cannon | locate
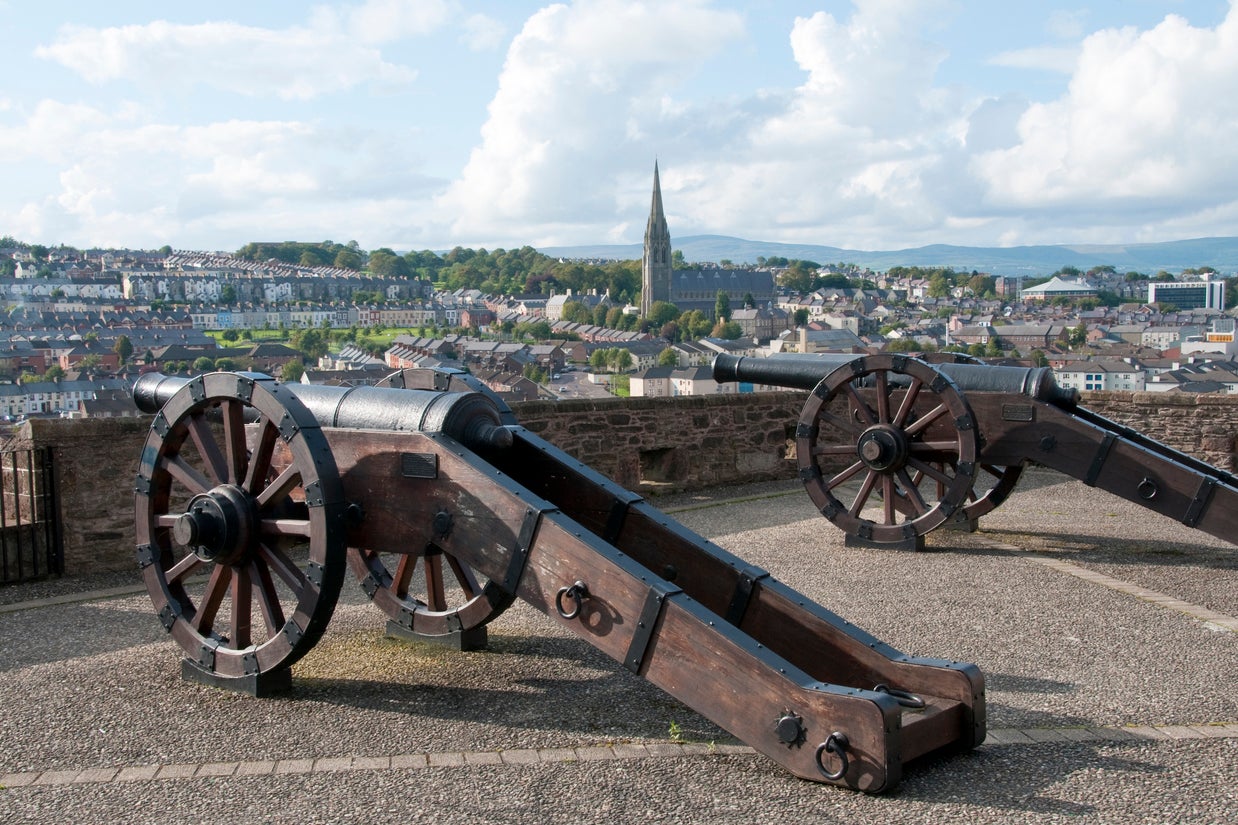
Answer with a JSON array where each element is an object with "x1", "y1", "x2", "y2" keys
[
  {"x1": 131, "y1": 368, "x2": 985, "y2": 793},
  {"x1": 712, "y1": 352, "x2": 1238, "y2": 550}
]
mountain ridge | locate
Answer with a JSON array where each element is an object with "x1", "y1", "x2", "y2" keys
[{"x1": 537, "y1": 235, "x2": 1238, "y2": 276}]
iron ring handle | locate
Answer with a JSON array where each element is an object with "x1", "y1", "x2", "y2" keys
[
  {"x1": 555, "y1": 581, "x2": 590, "y2": 620},
  {"x1": 874, "y1": 683, "x2": 926, "y2": 710},
  {"x1": 814, "y1": 732, "x2": 850, "y2": 781}
]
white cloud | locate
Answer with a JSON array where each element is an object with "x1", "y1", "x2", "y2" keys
[
  {"x1": 460, "y1": 13, "x2": 507, "y2": 51},
  {"x1": 435, "y1": 0, "x2": 746, "y2": 246},
  {"x1": 973, "y1": 7, "x2": 1238, "y2": 225},
  {"x1": 0, "y1": 101, "x2": 443, "y2": 249},
  {"x1": 35, "y1": 16, "x2": 419, "y2": 100}
]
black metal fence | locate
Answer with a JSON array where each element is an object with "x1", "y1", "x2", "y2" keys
[{"x1": 0, "y1": 446, "x2": 62, "y2": 584}]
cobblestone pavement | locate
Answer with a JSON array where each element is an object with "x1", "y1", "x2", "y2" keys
[{"x1": 2, "y1": 469, "x2": 1236, "y2": 824}]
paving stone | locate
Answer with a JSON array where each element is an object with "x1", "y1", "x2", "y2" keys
[
  {"x1": 235, "y1": 761, "x2": 276, "y2": 776},
  {"x1": 390, "y1": 754, "x2": 429, "y2": 769},
  {"x1": 462, "y1": 751, "x2": 503, "y2": 766},
  {"x1": 34, "y1": 770, "x2": 80, "y2": 786},
  {"x1": 426, "y1": 752, "x2": 466, "y2": 767},
  {"x1": 114, "y1": 765, "x2": 161, "y2": 782},
  {"x1": 498, "y1": 749, "x2": 541, "y2": 766},
  {"x1": 155, "y1": 764, "x2": 199, "y2": 779},
  {"x1": 313, "y1": 757, "x2": 354, "y2": 772},
  {"x1": 351, "y1": 756, "x2": 391, "y2": 771},
  {"x1": 0, "y1": 772, "x2": 38, "y2": 787},
  {"x1": 74, "y1": 767, "x2": 120, "y2": 783},
  {"x1": 196, "y1": 762, "x2": 239, "y2": 777},
  {"x1": 273, "y1": 759, "x2": 315, "y2": 774},
  {"x1": 535, "y1": 747, "x2": 578, "y2": 763},
  {"x1": 610, "y1": 743, "x2": 650, "y2": 759},
  {"x1": 574, "y1": 746, "x2": 618, "y2": 761}
]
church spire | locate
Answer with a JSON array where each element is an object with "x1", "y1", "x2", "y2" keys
[{"x1": 641, "y1": 161, "x2": 672, "y2": 318}]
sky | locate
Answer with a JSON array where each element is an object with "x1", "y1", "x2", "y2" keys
[{"x1": 2, "y1": 0, "x2": 1237, "y2": 255}]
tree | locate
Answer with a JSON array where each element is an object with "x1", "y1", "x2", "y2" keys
[
  {"x1": 1029, "y1": 349, "x2": 1049, "y2": 367},
  {"x1": 646, "y1": 301, "x2": 680, "y2": 326},
  {"x1": 657, "y1": 348, "x2": 679, "y2": 367},
  {"x1": 793, "y1": 308, "x2": 810, "y2": 326},
  {"x1": 192, "y1": 356, "x2": 215, "y2": 372},
  {"x1": 43, "y1": 364, "x2": 65, "y2": 381},
  {"x1": 113, "y1": 335, "x2": 134, "y2": 363},
  {"x1": 290, "y1": 328, "x2": 329, "y2": 361},
  {"x1": 589, "y1": 349, "x2": 610, "y2": 372},
  {"x1": 711, "y1": 321, "x2": 743, "y2": 340},
  {"x1": 220, "y1": 284, "x2": 237, "y2": 304},
  {"x1": 714, "y1": 291, "x2": 732, "y2": 322},
  {"x1": 214, "y1": 357, "x2": 237, "y2": 371},
  {"x1": 221, "y1": 329, "x2": 240, "y2": 342},
  {"x1": 1069, "y1": 322, "x2": 1088, "y2": 349},
  {"x1": 985, "y1": 336, "x2": 1003, "y2": 357},
  {"x1": 610, "y1": 348, "x2": 633, "y2": 372},
  {"x1": 561, "y1": 300, "x2": 592, "y2": 325},
  {"x1": 281, "y1": 360, "x2": 305, "y2": 382}
]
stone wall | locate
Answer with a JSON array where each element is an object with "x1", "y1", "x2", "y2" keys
[
  {"x1": 1077, "y1": 391, "x2": 1238, "y2": 472},
  {"x1": 12, "y1": 389, "x2": 1238, "y2": 577}
]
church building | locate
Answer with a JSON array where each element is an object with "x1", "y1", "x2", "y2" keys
[{"x1": 639, "y1": 163, "x2": 775, "y2": 320}]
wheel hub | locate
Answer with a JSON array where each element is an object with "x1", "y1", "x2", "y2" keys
[
  {"x1": 856, "y1": 425, "x2": 909, "y2": 472},
  {"x1": 173, "y1": 484, "x2": 257, "y2": 565}
]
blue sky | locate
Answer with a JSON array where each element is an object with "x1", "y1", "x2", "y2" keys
[{"x1": 1, "y1": 0, "x2": 1235, "y2": 254}]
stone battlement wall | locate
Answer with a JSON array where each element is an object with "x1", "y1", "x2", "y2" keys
[{"x1": 12, "y1": 389, "x2": 1238, "y2": 577}]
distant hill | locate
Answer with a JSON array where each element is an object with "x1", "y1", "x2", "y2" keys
[{"x1": 538, "y1": 235, "x2": 1238, "y2": 276}]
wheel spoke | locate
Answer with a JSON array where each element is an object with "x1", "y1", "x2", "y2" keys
[
  {"x1": 909, "y1": 440, "x2": 963, "y2": 453},
  {"x1": 186, "y1": 413, "x2": 228, "y2": 486},
  {"x1": 882, "y1": 475, "x2": 896, "y2": 525},
  {"x1": 446, "y1": 555, "x2": 481, "y2": 599},
  {"x1": 255, "y1": 464, "x2": 301, "y2": 509},
  {"x1": 221, "y1": 399, "x2": 249, "y2": 485},
  {"x1": 166, "y1": 552, "x2": 203, "y2": 585},
  {"x1": 258, "y1": 517, "x2": 313, "y2": 538},
  {"x1": 848, "y1": 470, "x2": 880, "y2": 518},
  {"x1": 256, "y1": 543, "x2": 310, "y2": 594},
  {"x1": 192, "y1": 564, "x2": 231, "y2": 633},
  {"x1": 843, "y1": 383, "x2": 876, "y2": 426},
  {"x1": 815, "y1": 410, "x2": 863, "y2": 440},
  {"x1": 424, "y1": 554, "x2": 447, "y2": 611},
  {"x1": 892, "y1": 377, "x2": 923, "y2": 427},
  {"x1": 874, "y1": 370, "x2": 890, "y2": 424},
  {"x1": 906, "y1": 457, "x2": 954, "y2": 487},
  {"x1": 813, "y1": 443, "x2": 861, "y2": 457},
  {"x1": 392, "y1": 554, "x2": 416, "y2": 600},
  {"x1": 251, "y1": 559, "x2": 285, "y2": 636},
  {"x1": 230, "y1": 565, "x2": 253, "y2": 648},
  {"x1": 902, "y1": 403, "x2": 948, "y2": 438},
  {"x1": 243, "y1": 418, "x2": 280, "y2": 494},
  {"x1": 825, "y1": 460, "x2": 866, "y2": 492},
  {"x1": 896, "y1": 470, "x2": 930, "y2": 515},
  {"x1": 165, "y1": 455, "x2": 212, "y2": 496}
]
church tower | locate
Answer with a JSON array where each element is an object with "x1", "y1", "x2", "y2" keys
[{"x1": 640, "y1": 162, "x2": 672, "y2": 318}]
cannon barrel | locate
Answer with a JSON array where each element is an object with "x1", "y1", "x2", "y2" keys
[
  {"x1": 712, "y1": 353, "x2": 1079, "y2": 408},
  {"x1": 133, "y1": 372, "x2": 513, "y2": 450}
]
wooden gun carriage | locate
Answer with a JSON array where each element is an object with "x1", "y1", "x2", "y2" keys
[
  {"x1": 131, "y1": 367, "x2": 986, "y2": 793},
  {"x1": 712, "y1": 352, "x2": 1238, "y2": 550}
]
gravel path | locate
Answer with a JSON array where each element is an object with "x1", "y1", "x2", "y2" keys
[{"x1": 2, "y1": 470, "x2": 1236, "y2": 824}]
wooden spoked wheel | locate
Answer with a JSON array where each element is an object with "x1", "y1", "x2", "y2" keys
[
  {"x1": 134, "y1": 373, "x2": 346, "y2": 679},
  {"x1": 917, "y1": 353, "x2": 1023, "y2": 522},
  {"x1": 796, "y1": 355, "x2": 980, "y2": 543},
  {"x1": 348, "y1": 367, "x2": 515, "y2": 638}
]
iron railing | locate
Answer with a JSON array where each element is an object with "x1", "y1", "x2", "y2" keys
[{"x1": 0, "y1": 446, "x2": 62, "y2": 584}]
